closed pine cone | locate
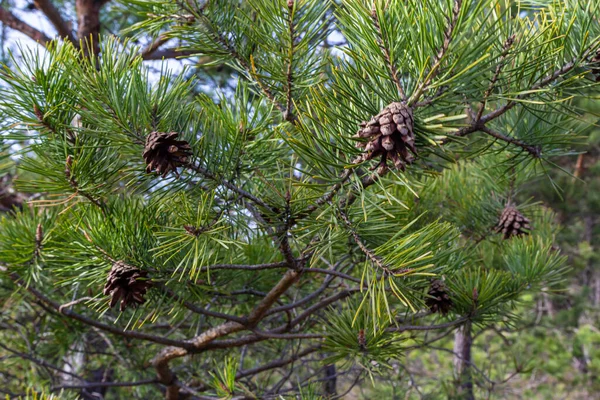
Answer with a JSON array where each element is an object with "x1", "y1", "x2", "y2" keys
[
  {"x1": 495, "y1": 205, "x2": 531, "y2": 239},
  {"x1": 103, "y1": 261, "x2": 151, "y2": 311},
  {"x1": 143, "y1": 131, "x2": 192, "y2": 177},
  {"x1": 425, "y1": 279, "x2": 452, "y2": 315},
  {"x1": 355, "y1": 102, "x2": 417, "y2": 173}
]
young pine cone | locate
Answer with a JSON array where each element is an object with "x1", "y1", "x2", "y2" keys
[
  {"x1": 355, "y1": 102, "x2": 417, "y2": 173},
  {"x1": 425, "y1": 279, "x2": 452, "y2": 315},
  {"x1": 103, "y1": 261, "x2": 151, "y2": 311},
  {"x1": 143, "y1": 131, "x2": 192, "y2": 178},
  {"x1": 494, "y1": 205, "x2": 531, "y2": 239}
]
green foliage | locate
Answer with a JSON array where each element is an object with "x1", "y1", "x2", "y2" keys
[{"x1": 0, "y1": 0, "x2": 598, "y2": 398}]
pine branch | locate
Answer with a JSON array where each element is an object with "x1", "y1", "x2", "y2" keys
[
  {"x1": 410, "y1": 0, "x2": 463, "y2": 105},
  {"x1": 0, "y1": 342, "x2": 85, "y2": 381},
  {"x1": 475, "y1": 35, "x2": 515, "y2": 122},
  {"x1": 479, "y1": 126, "x2": 541, "y2": 157},
  {"x1": 477, "y1": 50, "x2": 595, "y2": 126},
  {"x1": 157, "y1": 284, "x2": 247, "y2": 324},
  {"x1": 180, "y1": 4, "x2": 288, "y2": 118},
  {"x1": 284, "y1": 0, "x2": 296, "y2": 122},
  {"x1": 33, "y1": 0, "x2": 76, "y2": 43},
  {"x1": 387, "y1": 317, "x2": 467, "y2": 332},
  {"x1": 151, "y1": 269, "x2": 302, "y2": 399},
  {"x1": 0, "y1": 6, "x2": 51, "y2": 45},
  {"x1": 6, "y1": 271, "x2": 187, "y2": 348},
  {"x1": 443, "y1": 47, "x2": 597, "y2": 145},
  {"x1": 50, "y1": 379, "x2": 158, "y2": 392},
  {"x1": 371, "y1": 6, "x2": 406, "y2": 101},
  {"x1": 338, "y1": 208, "x2": 394, "y2": 275},
  {"x1": 199, "y1": 261, "x2": 289, "y2": 272},
  {"x1": 140, "y1": 35, "x2": 172, "y2": 59},
  {"x1": 184, "y1": 162, "x2": 274, "y2": 212},
  {"x1": 141, "y1": 47, "x2": 196, "y2": 60}
]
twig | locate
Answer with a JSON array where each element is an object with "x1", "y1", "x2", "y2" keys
[
  {"x1": 58, "y1": 296, "x2": 94, "y2": 313},
  {"x1": 371, "y1": 6, "x2": 407, "y2": 100},
  {"x1": 51, "y1": 378, "x2": 158, "y2": 391},
  {"x1": 479, "y1": 126, "x2": 541, "y2": 157},
  {"x1": 410, "y1": 0, "x2": 463, "y2": 105},
  {"x1": 0, "y1": 7, "x2": 52, "y2": 45},
  {"x1": 475, "y1": 35, "x2": 515, "y2": 122},
  {"x1": 284, "y1": 0, "x2": 296, "y2": 121}
]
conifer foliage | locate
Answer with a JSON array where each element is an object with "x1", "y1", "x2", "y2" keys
[{"x1": 0, "y1": 0, "x2": 599, "y2": 399}]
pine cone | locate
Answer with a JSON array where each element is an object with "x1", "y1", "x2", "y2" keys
[
  {"x1": 494, "y1": 205, "x2": 531, "y2": 239},
  {"x1": 355, "y1": 102, "x2": 417, "y2": 173},
  {"x1": 103, "y1": 261, "x2": 151, "y2": 311},
  {"x1": 591, "y1": 49, "x2": 600, "y2": 82},
  {"x1": 143, "y1": 131, "x2": 192, "y2": 178},
  {"x1": 425, "y1": 279, "x2": 452, "y2": 315}
]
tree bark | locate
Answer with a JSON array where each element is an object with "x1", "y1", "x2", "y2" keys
[
  {"x1": 453, "y1": 321, "x2": 474, "y2": 400},
  {"x1": 75, "y1": 0, "x2": 102, "y2": 57}
]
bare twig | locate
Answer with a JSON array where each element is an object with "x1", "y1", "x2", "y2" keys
[{"x1": 0, "y1": 7, "x2": 52, "y2": 45}]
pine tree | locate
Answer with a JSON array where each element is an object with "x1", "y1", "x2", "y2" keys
[{"x1": 0, "y1": 1, "x2": 599, "y2": 399}]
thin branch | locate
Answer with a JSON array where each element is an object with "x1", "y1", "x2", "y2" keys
[
  {"x1": 0, "y1": 342, "x2": 85, "y2": 381},
  {"x1": 442, "y1": 49, "x2": 595, "y2": 144},
  {"x1": 304, "y1": 268, "x2": 361, "y2": 283},
  {"x1": 51, "y1": 378, "x2": 158, "y2": 391},
  {"x1": 284, "y1": 0, "x2": 296, "y2": 121},
  {"x1": 249, "y1": 329, "x2": 323, "y2": 340},
  {"x1": 33, "y1": 0, "x2": 76, "y2": 43},
  {"x1": 141, "y1": 35, "x2": 172, "y2": 59},
  {"x1": 157, "y1": 284, "x2": 247, "y2": 324},
  {"x1": 477, "y1": 51, "x2": 594, "y2": 126},
  {"x1": 410, "y1": 0, "x2": 463, "y2": 105},
  {"x1": 141, "y1": 48, "x2": 197, "y2": 60},
  {"x1": 184, "y1": 162, "x2": 274, "y2": 212},
  {"x1": 479, "y1": 126, "x2": 541, "y2": 157},
  {"x1": 475, "y1": 35, "x2": 515, "y2": 122},
  {"x1": 387, "y1": 317, "x2": 467, "y2": 332},
  {"x1": 7, "y1": 272, "x2": 188, "y2": 348},
  {"x1": 338, "y1": 209, "x2": 394, "y2": 275},
  {"x1": 200, "y1": 261, "x2": 289, "y2": 272},
  {"x1": 371, "y1": 6, "x2": 406, "y2": 100},
  {"x1": 237, "y1": 345, "x2": 320, "y2": 379},
  {"x1": 0, "y1": 6, "x2": 51, "y2": 45},
  {"x1": 298, "y1": 169, "x2": 353, "y2": 218},
  {"x1": 151, "y1": 269, "x2": 302, "y2": 399}
]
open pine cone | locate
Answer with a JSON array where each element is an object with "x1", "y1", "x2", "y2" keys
[
  {"x1": 143, "y1": 131, "x2": 192, "y2": 178},
  {"x1": 355, "y1": 102, "x2": 417, "y2": 173},
  {"x1": 425, "y1": 279, "x2": 452, "y2": 315},
  {"x1": 494, "y1": 205, "x2": 531, "y2": 239},
  {"x1": 103, "y1": 261, "x2": 151, "y2": 311}
]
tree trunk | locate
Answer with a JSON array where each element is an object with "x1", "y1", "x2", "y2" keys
[
  {"x1": 76, "y1": 0, "x2": 102, "y2": 57},
  {"x1": 323, "y1": 364, "x2": 337, "y2": 397},
  {"x1": 453, "y1": 321, "x2": 474, "y2": 400}
]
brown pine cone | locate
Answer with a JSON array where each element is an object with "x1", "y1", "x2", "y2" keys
[
  {"x1": 355, "y1": 102, "x2": 416, "y2": 173},
  {"x1": 494, "y1": 205, "x2": 531, "y2": 239},
  {"x1": 425, "y1": 279, "x2": 452, "y2": 315},
  {"x1": 143, "y1": 131, "x2": 192, "y2": 178},
  {"x1": 103, "y1": 261, "x2": 151, "y2": 311}
]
